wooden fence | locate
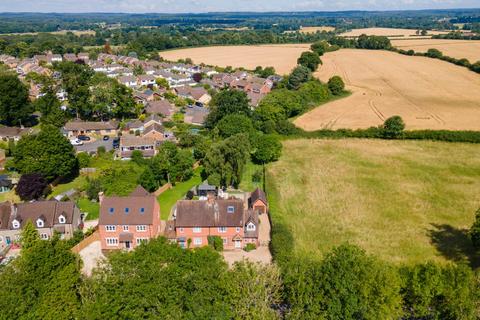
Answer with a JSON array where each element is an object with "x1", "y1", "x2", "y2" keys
[
  {"x1": 71, "y1": 230, "x2": 100, "y2": 254},
  {"x1": 154, "y1": 183, "x2": 172, "y2": 196}
]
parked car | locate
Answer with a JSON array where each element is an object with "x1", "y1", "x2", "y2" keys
[
  {"x1": 112, "y1": 137, "x2": 120, "y2": 149},
  {"x1": 77, "y1": 135, "x2": 91, "y2": 141},
  {"x1": 70, "y1": 139, "x2": 83, "y2": 146},
  {"x1": 103, "y1": 135, "x2": 109, "y2": 141},
  {"x1": 0, "y1": 256, "x2": 14, "y2": 266}
]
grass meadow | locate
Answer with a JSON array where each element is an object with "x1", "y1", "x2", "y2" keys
[{"x1": 267, "y1": 139, "x2": 480, "y2": 266}]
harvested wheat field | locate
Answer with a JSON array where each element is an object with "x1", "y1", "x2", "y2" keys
[
  {"x1": 268, "y1": 138, "x2": 480, "y2": 265},
  {"x1": 159, "y1": 44, "x2": 311, "y2": 75},
  {"x1": 392, "y1": 39, "x2": 480, "y2": 63},
  {"x1": 340, "y1": 27, "x2": 449, "y2": 38},
  {"x1": 300, "y1": 26, "x2": 335, "y2": 33},
  {"x1": 294, "y1": 49, "x2": 480, "y2": 131}
]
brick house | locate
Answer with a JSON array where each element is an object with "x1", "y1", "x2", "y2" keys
[
  {"x1": 0, "y1": 200, "x2": 83, "y2": 249},
  {"x1": 63, "y1": 120, "x2": 118, "y2": 138},
  {"x1": 98, "y1": 186, "x2": 161, "y2": 251},
  {"x1": 171, "y1": 189, "x2": 268, "y2": 250},
  {"x1": 119, "y1": 135, "x2": 156, "y2": 159}
]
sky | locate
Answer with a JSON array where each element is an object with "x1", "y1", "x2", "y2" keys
[{"x1": 0, "y1": 0, "x2": 479, "y2": 13}]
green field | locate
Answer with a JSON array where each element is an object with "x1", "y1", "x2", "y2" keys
[
  {"x1": 157, "y1": 168, "x2": 202, "y2": 220},
  {"x1": 267, "y1": 139, "x2": 480, "y2": 266}
]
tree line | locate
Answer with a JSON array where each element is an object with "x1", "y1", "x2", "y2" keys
[{"x1": 0, "y1": 221, "x2": 478, "y2": 319}]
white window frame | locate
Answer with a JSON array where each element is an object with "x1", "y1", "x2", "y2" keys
[
  {"x1": 12, "y1": 220, "x2": 20, "y2": 229},
  {"x1": 106, "y1": 238, "x2": 118, "y2": 246},
  {"x1": 179, "y1": 227, "x2": 184, "y2": 233},
  {"x1": 222, "y1": 237, "x2": 227, "y2": 245},
  {"x1": 193, "y1": 227, "x2": 202, "y2": 233},
  {"x1": 236, "y1": 227, "x2": 241, "y2": 233},
  {"x1": 227, "y1": 206, "x2": 235, "y2": 213},
  {"x1": 58, "y1": 215, "x2": 66, "y2": 224},
  {"x1": 247, "y1": 223, "x2": 256, "y2": 231},
  {"x1": 136, "y1": 238, "x2": 148, "y2": 245},
  {"x1": 36, "y1": 219, "x2": 44, "y2": 228},
  {"x1": 40, "y1": 233, "x2": 49, "y2": 240},
  {"x1": 122, "y1": 225, "x2": 129, "y2": 231},
  {"x1": 105, "y1": 225, "x2": 116, "y2": 232},
  {"x1": 136, "y1": 225, "x2": 147, "y2": 232},
  {"x1": 193, "y1": 237, "x2": 202, "y2": 246},
  {"x1": 218, "y1": 227, "x2": 227, "y2": 233}
]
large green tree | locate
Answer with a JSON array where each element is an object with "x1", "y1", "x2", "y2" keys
[
  {"x1": 287, "y1": 65, "x2": 311, "y2": 90},
  {"x1": 204, "y1": 133, "x2": 251, "y2": 187},
  {"x1": 0, "y1": 225, "x2": 81, "y2": 319},
  {"x1": 205, "y1": 89, "x2": 251, "y2": 128},
  {"x1": 284, "y1": 244, "x2": 402, "y2": 319},
  {"x1": 297, "y1": 51, "x2": 322, "y2": 72},
  {"x1": 14, "y1": 125, "x2": 79, "y2": 181},
  {"x1": 252, "y1": 134, "x2": 282, "y2": 164},
  {"x1": 0, "y1": 74, "x2": 32, "y2": 125},
  {"x1": 216, "y1": 114, "x2": 255, "y2": 139}
]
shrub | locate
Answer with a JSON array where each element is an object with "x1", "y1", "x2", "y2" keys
[
  {"x1": 96, "y1": 146, "x2": 106, "y2": 155},
  {"x1": 16, "y1": 173, "x2": 50, "y2": 201},
  {"x1": 252, "y1": 170, "x2": 263, "y2": 183},
  {"x1": 383, "y1": 116, "x2": 405, "y2": 139},
  {"x1": 207, "y1": 236, "x2": 223, "y2": 252},
  {"x1": 469, "y1": 208, "x2": 480, "y2": 250},
  {"x1": 327, "y1": 76, "x2": 345, "y2": 95},
  {"x1": 244, "y1": 243, "x2": 256, "y2": 252},
  {"x1": 426, "y1": 48, "x2": 443, "y2": 59},
  {"x1": 77, "y1": 152, "x2": 91, "y2": 168}
]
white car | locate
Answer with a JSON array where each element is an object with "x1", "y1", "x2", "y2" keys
[{"x1": 70, "y1": 139, "x2": 83, "y2": 146}]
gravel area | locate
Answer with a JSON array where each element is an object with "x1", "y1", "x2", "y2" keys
[{"x1": 223, "y1": 213, "x2": 272, "y2": 266}]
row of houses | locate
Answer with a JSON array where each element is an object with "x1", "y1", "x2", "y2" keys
[
  {"x1": 97, "y1": 186, "x2": 268, "y2": 251},
  {"x1": 0, "y1": 200, "x2": 83, "y2": 250},
  {"x1": 0, "y1": 185, "x2": 267, "y2": 254}
]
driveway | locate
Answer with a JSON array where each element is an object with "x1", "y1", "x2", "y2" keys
[
  {"x1": 79, "y1": 240, "x2": 104, "y2": 276},
  {"x1": 222, "y1": 213, "x2": 272, "y2": 266},
  {"x1": 75, "y1": 139, "x2": 114, "y2": 154}
]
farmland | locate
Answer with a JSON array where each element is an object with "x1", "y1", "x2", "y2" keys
[
  {"x1": 159, "y1": 44, "x2": 311, "y2": 75},
  {"x1": 391, "y1": 39, "x2": 480, "y2": 63},
  {"x1": 299, "y1": 26, "x2": 335, "y2": 34},
  {"x1": 340, "y1": 27, "x2": 449, "y2": 38},
  {"x1": 267, "y1": 139, "x2": 480, "y2": 265},
  {"x1": 294, "y1": 49, "x2": 480, "y2": 131}
]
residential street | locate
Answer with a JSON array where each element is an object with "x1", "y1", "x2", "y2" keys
[{"x1": 75, "y1": 139, "x2": 114, "y2": 154}]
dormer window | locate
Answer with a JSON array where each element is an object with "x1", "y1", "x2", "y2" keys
[
  {"x1": 227, "y1": 206, "x2": 235, "y2": 213},
  {"x1": 247, "y1": 223, "x2": 256, "y2": 231},
  {"x1": 125, "y1": 208, "x2": 130, "y2": 214},
  {"x1": 140, "y1": 208, "x2": 145, "y2": 214},
  {"x1": 12, "y1": 219, "x2": 20, "y2": 229},
  {"x1": 36, "y1": 219, "x2": 44, "y2": 228},
  {"x1": 109, "y1": 208, "x2": 114, "y2": 214},
  {"x1": 58, "y1": 215, "x2": 66, "y2": 224}
]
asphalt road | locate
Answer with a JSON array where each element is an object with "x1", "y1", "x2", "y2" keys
[{"x1": 75, "y1": 138, "x2": 114, "y2": 154}]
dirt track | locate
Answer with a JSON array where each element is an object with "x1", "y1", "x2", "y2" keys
[{"x1": 294, "y1": 49, "x2": 480, "y2": 131}]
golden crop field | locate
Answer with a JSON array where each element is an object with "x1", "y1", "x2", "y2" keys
[
  {"x1": 340, "y1": 27, "x2": 449, "y2": 38},
  {"x1": 299, "y1": 26, "x2": 335, "y2": 33},
  {"x1": 392, "y1": 39, "x2": 480, "y2": 63},
  {"x1": 294, "y1": 49, "x2": 480, "y2": 131},
  {"x1": 159, "y1": 44, "x2": 311, "y2": 75},
  {"x1": 268, "y1": 139, "x2": 480, "y2": 265}
]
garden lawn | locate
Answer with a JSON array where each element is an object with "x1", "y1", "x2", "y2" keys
[
  {"x1": 267, "y1": 139, "x2": 480, "y2": 266},
  {"x1": 239, "y1": 161, "x2": 263, "y2": 192},
  {"x1": 157, "y1": 168, "x2": 202, "y2": 220},
  {"x1": 77, "y1": 197, "x2": 100, "y2": 221}
]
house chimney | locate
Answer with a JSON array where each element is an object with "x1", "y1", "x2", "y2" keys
[
  {"x1": 206, "y1": 192, "x2": 215, "y2": 205},
  {"x1": 98, "y1": 192, "x2": 104, "y2": 204}
]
